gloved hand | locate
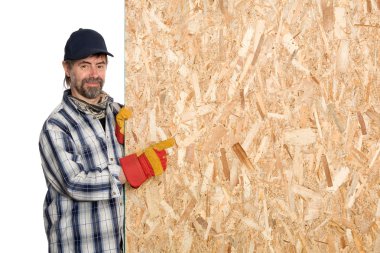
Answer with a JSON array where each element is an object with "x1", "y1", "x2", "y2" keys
[
  {"x1": 120, "y1": 138, "x2": 175, "y2": 188},
  {"x1": 115, "y1": 107, "x2": 133, "y2": 144}
]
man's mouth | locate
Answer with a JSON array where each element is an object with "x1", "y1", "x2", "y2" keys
[
  {"x1": 85, "y1": 82, "x2": 100, "y2": 87},
  {"x1": 83, "y1": 78, "x2": 102, "y2": 87}
]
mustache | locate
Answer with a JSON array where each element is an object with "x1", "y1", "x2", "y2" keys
[{"x1": 83, "y1": 77, "x2": 103, "y2": 84}]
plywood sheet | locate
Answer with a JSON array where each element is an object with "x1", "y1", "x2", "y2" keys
[{"x1": 124, "y1": 0, "x2": 380, "y2": 252}]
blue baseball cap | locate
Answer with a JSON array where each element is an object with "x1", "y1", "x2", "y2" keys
[{"x1": 64, "y1": 28, "x2": 114, "y2": 60}]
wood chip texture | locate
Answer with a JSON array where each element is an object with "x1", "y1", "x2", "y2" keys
[{"x1": 124, "y1": 1, "x2": 380, "y2": 252}]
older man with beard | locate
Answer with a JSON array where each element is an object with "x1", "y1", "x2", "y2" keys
[{"x1": 39, "y1": 28, "x2": 174, "y2": 253}]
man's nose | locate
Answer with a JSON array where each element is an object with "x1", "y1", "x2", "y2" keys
[{"x1": 89, "y1": 66, "x2": 99, "y2": 77}]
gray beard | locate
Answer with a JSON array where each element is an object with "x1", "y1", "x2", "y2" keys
[
  {"x1": 76, "y1": 78, "x2": 104, "y2": 99},
  {"x1": 80, "y1": 86, "x2": 102, "y2": 99}
]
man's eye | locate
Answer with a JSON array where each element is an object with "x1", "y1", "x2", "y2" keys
[
  {"x1": 80, "y1": 65, "x2": 88, "y2": 69},
  {"x1": 97, "y1": 65, "x2": 105, "y2": 69}
]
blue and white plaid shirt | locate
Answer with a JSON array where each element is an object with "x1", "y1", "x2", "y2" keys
[{"x1": 39, "y1": 90, "x2": 124, "y2": 253}]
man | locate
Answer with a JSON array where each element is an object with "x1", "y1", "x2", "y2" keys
[{"x1": 39, "y1": 28, "x2": 174, "y2": 253}]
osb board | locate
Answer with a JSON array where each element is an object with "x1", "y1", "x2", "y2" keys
[{"x1": 124, "y1": 0, "x2": 380, "y2": 252}]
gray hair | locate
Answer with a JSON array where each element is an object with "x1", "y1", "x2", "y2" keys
[{"x1": 63, "y1": 60, "x2": 75, "y2": 88}]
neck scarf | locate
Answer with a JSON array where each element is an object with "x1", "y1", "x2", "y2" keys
[{"x1": 69, "y1": 92, "x2": 109, "y2": 119}]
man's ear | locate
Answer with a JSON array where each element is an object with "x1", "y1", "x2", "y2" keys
[{"x1": 62, "y1": 61, "x2": 70, "y2": 77}]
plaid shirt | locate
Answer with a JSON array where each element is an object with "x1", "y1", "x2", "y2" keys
[{"x1": 39, "y1": 90, "x2": 124, "y2": 253}]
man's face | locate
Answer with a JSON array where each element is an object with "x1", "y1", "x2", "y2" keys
[{"x1": 64, "y1": 55, "x2": 107, "y2": 103}]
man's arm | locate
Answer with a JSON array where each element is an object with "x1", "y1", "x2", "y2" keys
[{"x1": 39, "y1": 128, "x2": 122, "y2": 201}]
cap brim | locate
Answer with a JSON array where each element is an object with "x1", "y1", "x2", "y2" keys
[
  {"x1": 90, "y1": 49, "x2": 114, "y2": 57},
  {"x1": 64, "y1": 49, "x2": 114, "y2": 61}
]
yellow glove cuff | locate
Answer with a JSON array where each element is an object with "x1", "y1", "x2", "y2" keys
[{"x1": 144, "y1": 147, "x2": 164, "y2": 176}]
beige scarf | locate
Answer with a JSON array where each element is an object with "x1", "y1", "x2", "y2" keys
[{"x1": 69, "y1": 93, "x2": 109, "y2": 119}]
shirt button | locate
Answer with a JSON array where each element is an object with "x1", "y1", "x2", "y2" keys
[
  {"x1": 110, "y1": 158, "x2": 114, "y2": 162},
  {"x1": 112, "y1": 192, "x2": 116, "y2": 195},
  {"x1": 120, "y1": 202, "x2": 123, "y2": 206}
]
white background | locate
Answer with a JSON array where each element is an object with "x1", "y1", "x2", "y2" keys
[{"x1": 0, "y1": 1, "x2": 124, "y2": 251}]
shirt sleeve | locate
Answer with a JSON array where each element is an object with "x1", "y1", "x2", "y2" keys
[{"x1": 39, "y1": 128, "x2": 122, "y2": 201}]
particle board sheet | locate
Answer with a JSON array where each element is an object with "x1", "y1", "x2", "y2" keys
[{"x1": 124, "y1": 0, "x2": 380, "y2": 252}]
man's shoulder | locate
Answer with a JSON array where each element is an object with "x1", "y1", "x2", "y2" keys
[
  {"x1": 41, "y1": 102, "x2": 75, "y2": 131},
  {"x1": 110, "y1": 102, "x2": 123, "y2": 113},
  {"x1": 46, "y1": 102, "x2": 68, "y2": 119}
]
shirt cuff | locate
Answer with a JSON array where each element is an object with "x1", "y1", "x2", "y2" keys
[{"x1": 109, "y1": 164, "x2": 122, "y2": 198}]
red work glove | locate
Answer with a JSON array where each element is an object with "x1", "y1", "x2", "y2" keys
[
  {"x1": 115, "y1": 107, "x2": 132, "y2": 144},
  {"x1": 119, "y1": 138, "x2": 175, "y2": 188}
]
